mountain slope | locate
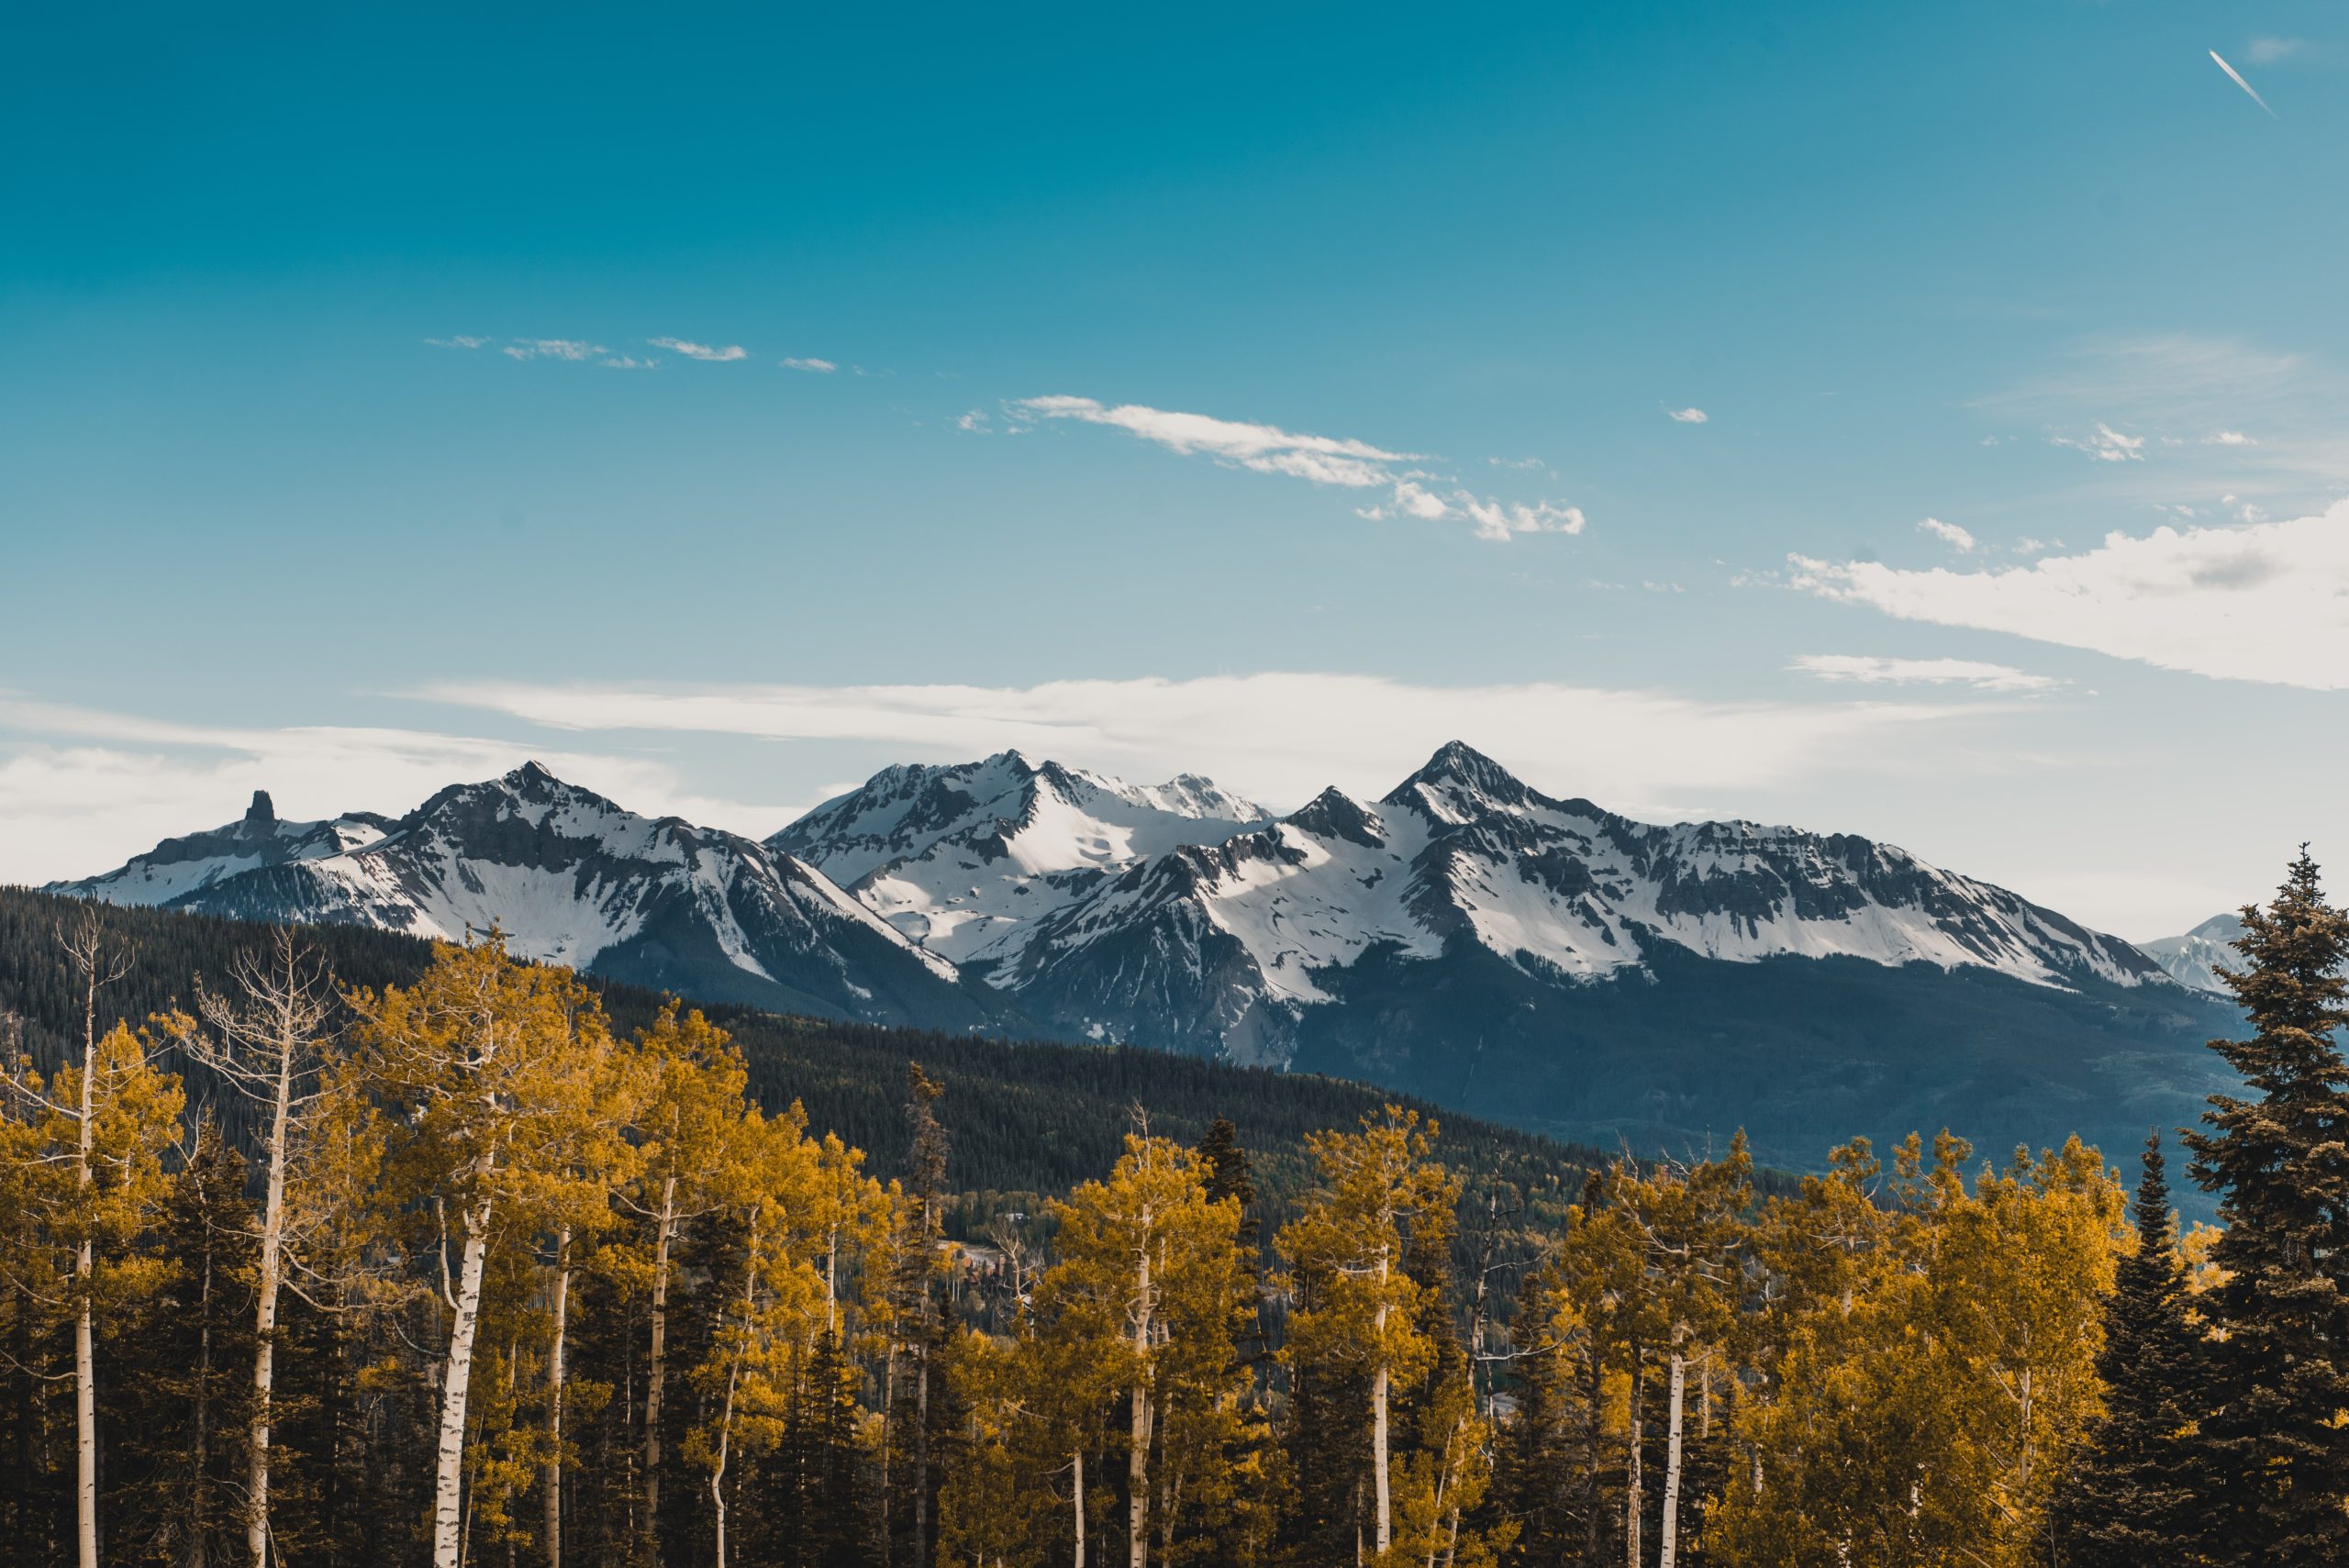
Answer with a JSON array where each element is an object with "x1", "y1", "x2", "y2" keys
[
  {"x1": 978, "y1": 740, "x2": 2175, "y2": 1062},
  {"x1": 2138, "y1": 913, "x2": 2244, "y2": 996},
  {"x1": 777, "y1": 741, "x2": 2235, "y2": 1171},
  {"x1": 770, "y1": 750, "x2": 1268, "y2": 967},
  {"x1": 49, "y1": 742, "x2": 2243, "y2": 1178},
  {"x1": 50, "y1": 764, "x2": 1002, "y2": 1030}
]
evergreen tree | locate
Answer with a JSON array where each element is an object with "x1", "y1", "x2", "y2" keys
[
  {"x1": 107, "y1": 1115, "x2": 256, "y2": 1568},
  {"x1": 2180, "y1": 851, "x2": 2349, "y2": 1565},
  {"x1": 2052, "y1": 1130, "x2": 2199, "y2": 1566}
]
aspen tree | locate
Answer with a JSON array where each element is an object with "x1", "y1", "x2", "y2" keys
[
  {"x1": 1612, "y1": 1136, "x2": 1751, "y2": 1568},
  {"x1": 350, "y1": 933, "x2": 620, "y2": 1568},
  {"x1": 1277, "y1": 1107, "x2": 1456, "y2": 1560},
  {"x1": 618, "y1": 1003, "x2": 749, "y2": 1540},
  {"x1": 690, "y1": 1102, "x2": 827, "y2": 1568},
  {"x1": 173, "y1": 925, "x2": 342, "y2": 1568},
  {"x1": 1038, "y1": 1132, "x2": 1247, "y2": 1568},
  {"x1": 2, "y1": 915, "x2": 184, "y2": 1568}
]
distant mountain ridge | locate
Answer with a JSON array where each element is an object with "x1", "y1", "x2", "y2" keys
[
  {"x1": 2139, "y1": 912, "x2": 2246, "y2": 996},
  {"x1": 51, "y1": 741, "x2": 2239, "y2": 1171},
  {"x1": 50, "y1": 763, "x2": 998, "y2": 1030}
]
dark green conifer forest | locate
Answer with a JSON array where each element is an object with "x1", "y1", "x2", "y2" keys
[{"x1": 2, "y1": 858, "x2": 2344, "y2": 1568}]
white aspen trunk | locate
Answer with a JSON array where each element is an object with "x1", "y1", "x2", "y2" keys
[
  {"x1": 710, "y1": 1235, "x2": 757, "y2": 1568},
  {"x1": 76, "y1": 1277, "x2": 96, "y2": 1568},
  {"x1": 1373, "y1": 1245, "x2": 1393, "y2": 1558},
  {"x1": 543, "y1": 1228, "x2": 572, "y2": 1568},
  {"x1": 249, "y1": 1048, "x2": 294, "y2": 1568},
  {"x1": 1625, "y1": 1347, "x2": 1642, "y2": 1568},
  {"x1": 1422, "y1": 1422, "x2": 1457, "y2": 1568},
  {"x1": 1073, "y1": 1449, "x2": 1085, "y2": 1568},
  {"x1": 431, "y1": 1186, "x2": 495, "y2": 1568},
  {"x1": 1659, "y1": 1351, "x2": 1687, "y2": 1568},
  {"x1": 826, "y1": 1229, "x2": 839, "y2": 1337},
  {"x1": 75, "y1": 976, "x2": 98, "y2": 1568},
  {"x1": 195, "y1": 1232, "x2": 214, "y2": 1504},
  {"x1": 1130, "y1": 1205, "x2": 1152, "y2": 1568},
  {"x1": 710, "y1": 1362, "x2": 739, "y2": 1568},
  {"x1": 644, "y1": 1174, "x2": 677, "y2": 1529}
]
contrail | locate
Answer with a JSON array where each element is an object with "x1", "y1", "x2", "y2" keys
[{"x1": 2210, "y1": 49, "x2": 2276, "y2": 117}]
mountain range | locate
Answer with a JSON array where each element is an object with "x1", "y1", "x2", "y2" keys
[{"x1": 49, "y1": 742, "x2": 2243, "y2": 1171}]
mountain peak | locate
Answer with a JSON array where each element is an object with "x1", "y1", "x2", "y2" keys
[
  {"x1": 244, "y1": 789, "x2": 276, "y2": 826},
  {"x1": 1383, "y1": 740, "x2": 1531, "y2": 816}
]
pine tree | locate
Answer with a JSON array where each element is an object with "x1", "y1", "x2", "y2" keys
[
  {"x1": 107, "y1": 1115, "x2": 256, "y2": 1568},
  {"x1": 2051, "y1": 1130, "x2": 2199, "y2": 1566},
  {"x1": 2180, "y1": 851, "x2": 2349, "y2": 1565}
]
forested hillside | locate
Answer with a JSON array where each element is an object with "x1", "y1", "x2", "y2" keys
[
  {"x1": 0, "y1": 886, "x2": 1626, "y2": 1220},
  {"x1": 3, "y1": 864, "x2": 2344, "y2": 1568}
]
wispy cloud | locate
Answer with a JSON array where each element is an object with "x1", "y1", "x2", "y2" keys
[
  {"x1": 651, "y1": 338, "x2": 749, "y2": 362},
  {"x1": 0, "y1": 698, "x2": 789, "y2": 885},
  {"x1": 2209, "y1": 49, "x2": 2277, "y2": 117},
  {"x1": 1666, "y1": 406, "x2": 1709, "y2": 424},
  {"x1": 782, "y1": 357, "x2": 837, "y2": 373},
  {"x1": 1916, "y1": 517, "x2": 1979, "y2": 552},
  {"x1": 426, "y1": 335, "x2": 490, "y2": 350},
  {"x1": 1787, "y1": 500, "x2": 2349, "y2": 689},
  {"x1": 954, "y1": 409, "x2": 989, "y2": 431},
  {"x1": 1487, "y1": 455, "x2": 1548, "y2": 471},
  {"x1": 1012, "y1": 395, "x2": 1586, "y2": 542},
  {"x1": 2246, "y1": 37, "x2": 2302, "y2": 65},
  {"x1": 2048, "y1": 422, "x2": 2145, "y2": 462},
  {"x1": 1790, "y1": 654, "x2": 2060, "y2": 693},
  {"x1": 601, "y1": 355, "x2": 657, "y2": 371},
  {"x1": 502, "y1": 339, "x2": 607, "y2": 361},
  {"x1": 417, "y1": 671, "x2": 1972, "y2": 822}
]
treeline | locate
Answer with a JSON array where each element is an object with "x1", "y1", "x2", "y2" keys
[
  {"x1": 0, "y1": 885, "x2": 1660, "y2": 1227},
  {"x1": 4, "y1": 855, "x2": 2348, "y2": 1568}
]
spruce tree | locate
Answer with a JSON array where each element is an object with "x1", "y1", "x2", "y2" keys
[
  {"x1": 2180, "y1": 851, "x2": 2349, "y2": 1565},
  {"x1": 2051, "y1": 1130, "x2": 2198, "y2": 1566}
]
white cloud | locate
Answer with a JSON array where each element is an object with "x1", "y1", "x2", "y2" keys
[
  {"x1": 1916, "y1": 517, "x2": 1978, "y2": 552},
  {"x1": 1790, "y1": 655, "x2": 2061, "y2": 693},
  {"x1": 782, "y1": 357, "x2": 837, "y2": 373},
  {"x1": 1456, "y1": 497, "x2": 1586, "y2": 541},
  {"x1": 2246, "y1": 37, "x2": 2302, "y2": 65},
  {"x1": 651, "y1": 338, "x2": 750, "y2": 362},
  {"x1": 0, "y1": 699, "x2": 795, "y2": 886},
  {"x1": 1787, "y1": 500, "x2": 2349, "y2": 689},
  {"x1": 954, "y1": 409, "x2": 989, "y2": 431},
  {"x1": 1487, "y1": 455, "x2": 1548, "y2": 471},
  {"x1": 2048, "y1": 422, "x2": 2145, "y2": 462},
  {"x1": 2208, "y1": 429, "x2": 2257, "y2": 446},
  {"x1": 502, "y1": 339, "x2": 606, "y2": 361},
  {"x1": 1666, "y1": 406, "x2": 1709, "y2": 424},
  {"x1": 601, "y1": 355, "x2": 658, "y2": 371},
  {"x1": 427, "y1": 335, "x2": 490, "y2": 350},
  {"x1": 1013, "y1": 395, "x2": 1586, "y2": 542},
  {"x1": 417, "y1": 672, "x2": 1971, "y2": 823}
]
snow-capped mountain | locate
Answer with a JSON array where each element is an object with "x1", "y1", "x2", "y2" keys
[
  {"x1": 64, "y1": 789, "x2": 397, "y2": 906},
  {"x1": 2138, "y1": 913, "x2": 2244, "y2": 996},
  {"x1": 769, "y1": 751, "x2": 1269, "y2": 967},
  {"x1": 906, "y1": 740, "x2": 2172, "y2": 1062},
  {"x1": 50, "y1": 764, "x2": 998, "y2": 1029},
  {"x1": 52, "y1": 742, "x2": 2237, "y2": 1173},
  {"x1": 770, "y1": 740, "x2": 2232, "y2": 1172}
]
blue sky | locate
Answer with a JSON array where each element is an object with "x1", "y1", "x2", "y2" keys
[{"x1": 6, "y1": 1, "x2": 2347, "y2": 937}]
